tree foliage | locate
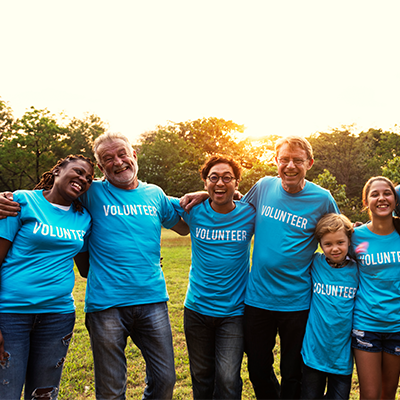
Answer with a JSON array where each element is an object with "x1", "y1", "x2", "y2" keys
[
  {"x1": 0, "y1": 103, "x2": 106, "y2": 192},
  {"x1": 137, "y1": 130, "x2": 205, "y2": 197},
  {"x1": 240, "y1": 162, "x2": 277, "y2": 195},
  {"x1": 307, "y1": 128, "x2": 369, "y2": 198},
  {"x1": 312, "y1": 169, "x2": 348, "y2": 210},
  {"x1": 382, "y1": 156, "x2": 400, "y2": 185}
]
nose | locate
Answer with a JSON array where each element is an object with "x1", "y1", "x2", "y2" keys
[
  {"x1": 286, "y1": 160, "x2": 296, "y2": 167},
  {"x1": 114, "y1": 156, "x2": 123, "y2": 166}
]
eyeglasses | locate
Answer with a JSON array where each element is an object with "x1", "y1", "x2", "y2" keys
[
  {"x1": 207, "y1": 174, "x2": 236, "y2": 184},
  {"x1": 277, "y1": 158, "x2": 309, "y2": 166}
]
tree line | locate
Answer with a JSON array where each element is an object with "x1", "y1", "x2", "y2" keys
[{"x1": 1, "y1": 97, "x2": 400, "y2": 222}]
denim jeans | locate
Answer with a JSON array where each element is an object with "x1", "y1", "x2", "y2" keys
[
  {"x1": 184, "y1": 307, "x2": 244, "y2": 400},
  {"x1": 85, "y1": 302, "x2": 176, "y2": 400},
  {"x1": 0, "y1": 312, "x2": 75, "y2": 400},
  {"x1": 244, "y1": 305, "x2": 309, "y2": 399},
  {"x1": 301, "y1": 363, "x2": 352, "y2": 400}
]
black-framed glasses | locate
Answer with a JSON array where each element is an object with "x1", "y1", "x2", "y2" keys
[
  {"x1": 277, "y1": 158, "x2": 309, "y2": 166},
  {"x1": 207, "y1": 174, "x2": 236, "y2": 184}
]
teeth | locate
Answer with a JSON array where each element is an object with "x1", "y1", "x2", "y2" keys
[
  {"x1": 71, "y1": 182, "x2": 82, "y2": 191},
  {"x1": 115, "y1": 167, "x2": 128, "y2": 174}
]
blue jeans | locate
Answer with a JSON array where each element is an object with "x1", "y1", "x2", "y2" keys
[
  {"x1": 85, "y1": 302, "x2": 176, "y2": 400},
  {"x1": 0, "y1": 312, "x2": 75, "y2": 400},
  {"x1": 184, "y1": 307, "x2": 244, "y2": 400},
  {"x1": 244, "y1": 305, "x2": 309, "y2": 399},
  {"x1": 301, "y1": 363, "x2": 352, "y2": 400}
]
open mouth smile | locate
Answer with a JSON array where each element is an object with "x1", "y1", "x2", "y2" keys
[{"x1": 71, "y1": 182, "x2": 82, "y2": 192}]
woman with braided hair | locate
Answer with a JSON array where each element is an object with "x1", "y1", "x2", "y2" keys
[{"x1": 0, "y1": 154, "x2": 94, "y2": 400}]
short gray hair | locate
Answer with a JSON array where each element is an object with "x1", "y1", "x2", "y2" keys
[
  {"x1": 92, "y1": 132, "x2": 134, "y2": 164},
  {"x1": 275, "y1": 136, "x2": 313, "y2": 160}
]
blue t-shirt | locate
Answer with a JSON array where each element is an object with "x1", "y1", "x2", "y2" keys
[
  {"x1": 242, "y1": 177, "x2": 339, "y2": 311},
  {"x1": 352, "y1": 224, "x2": 400, "y2": 332},
  {"x1": 171, "y1": 198, "x2": 255, "y2": 317},
  {"x1": 0, "y1": 190, "x2": 91, "y2": 313},
  {"x1": 80, "y1": 180, "x2": 180, "y2": 313},
  {"x1": 301, "y1": 253, "x2": 358, "y2": 375}
]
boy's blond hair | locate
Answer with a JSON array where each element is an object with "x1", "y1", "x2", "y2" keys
[{"x1": 315, "y1": 213, "x2": 353, "y2": 243}]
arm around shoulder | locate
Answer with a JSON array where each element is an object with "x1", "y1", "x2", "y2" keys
[
  {"x1": 0, "y1": 192, "x2": 20, "y2": 219},
  {"x1": 170, "y1": 217, "x2": 190, "y2": 236}
]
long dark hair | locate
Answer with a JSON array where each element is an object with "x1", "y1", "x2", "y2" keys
[{"x1": 34, "y1": 154, "x2": 94, "y2": 213}]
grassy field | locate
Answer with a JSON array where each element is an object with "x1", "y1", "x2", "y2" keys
[{"x1": 58, "y1": 229, "x2": 365, "y2": 399}]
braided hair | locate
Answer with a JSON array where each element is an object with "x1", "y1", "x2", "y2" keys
[{"x1": 34, "y1": 154, "x2": 95, "y2": 213}]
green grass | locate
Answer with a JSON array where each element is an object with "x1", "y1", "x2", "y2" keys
[{"x1": 59, "y1": 229, "x2": 363, "y2": 399}]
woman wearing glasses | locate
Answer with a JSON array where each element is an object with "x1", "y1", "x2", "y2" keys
[{"x1": 170, "y1": 155, "x2": 255, "y2": 400}]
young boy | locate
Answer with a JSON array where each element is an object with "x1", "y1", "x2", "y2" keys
[{"x1": 301, "y1": 213, "x2": 359, "y2": 400}]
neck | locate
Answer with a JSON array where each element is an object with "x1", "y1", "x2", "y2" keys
[
  {"x1": 110, "y1": 178, "x2": 139, "y2": 190},
  {"x1": 43, "y1": 189, "x2": 71, "y2": 206},
  {"x1": 368, "y1": 216, "x2": 395, "y2": 235},
  {"x1": 281, "y1": 180, "x2": 306, "y2": 194},
  {"x1": 210, "y1": 200, "x2": 236, "y2": 214}
]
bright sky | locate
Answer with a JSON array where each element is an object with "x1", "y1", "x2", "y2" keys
[{"x1": 2, "y1": 0, "x2": 400, "y2": 144}]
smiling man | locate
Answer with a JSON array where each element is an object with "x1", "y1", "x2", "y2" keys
[
  {"x1": 241, "y1": 136, "x2": 339, "y2": 399},
  {"x1": 180, "y1": 136, "x2": 340, "y2": 400},
  {"x1": 170, "y1": 155, "x2": 255, "y2": 400}
]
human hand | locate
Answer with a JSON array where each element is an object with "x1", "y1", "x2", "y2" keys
[
  {"x1": 0, "y1": 192, "x2": 20, "y2": 219},
  {"x1": 233, "y1": 190, "x2": 243, "y2": 200}
]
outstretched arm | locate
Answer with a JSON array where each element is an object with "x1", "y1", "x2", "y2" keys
[
  {"x1": 0, "y1": 193, "x2": 20, "y2": 219},
  {"x1": 179, "y1": 191, "x2": 209, "y2": 212}
]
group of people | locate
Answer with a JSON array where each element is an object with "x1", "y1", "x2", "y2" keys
[{"x1": 0, "y1": 132, "x2": 399, "y2": 400}]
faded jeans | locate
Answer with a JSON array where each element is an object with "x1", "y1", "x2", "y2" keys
[
  {"x1": 85, "y1": 302, "x2": 176, "y2": 400},
  {"x1": 0, "y1": 312, "x2": 75, "y2": 400}
]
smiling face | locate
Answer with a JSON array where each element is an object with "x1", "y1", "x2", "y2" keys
[
  {"x1": 365, "y1": 180, "x2": 396, "y2": 220},
  {"x1": 320, "y1": 229, "x2": 350, "y2": 265},
  {"x1": 51, "y1": 159, "x2": 94, "y2": 205},
  {"x1": 275, "y1": 143, "x2": 314, "y2": 194},
  {"x1": 204, "y1": 162, "x2": 238, "y2": 214},
  {"x1": 97, "y1": 139, "x2": 138, "y2": 189}
]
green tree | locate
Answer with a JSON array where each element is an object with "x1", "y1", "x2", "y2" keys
[
  {"x1": 0, "y1": 98, "x2": 14, "y2": 140},
  {"x1": 359, "y1": 128, "x2": 400, "y2": 179},
  {"x1": 312, "y1": 169, "x2": 348, "y2": 210},
  {"x1": 62, "y1": 113, "x2": 108, "y2": 160},
  {"x1": 165, "y1": 117, "x2": 245, "y2": 156},
  {"x1": 382, "y1": 156, "x2": 400, "y2": 185},
  {"x1": 137, "y1": 129, "x2": 204, "y2": 196},
  {"x1": 307, "y1": 128, "x2": 368, "y2": 199},
  {"x1": 0, "y1": 107, "x2": 66, "y2": 191},
  {"x1": 239, "y1": 162, "x2": 277, "y2": 195}
]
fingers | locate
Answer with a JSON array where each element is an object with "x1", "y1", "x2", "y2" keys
[{"x1": 0, "y1": 192, "x2": 20, "y2": 218}]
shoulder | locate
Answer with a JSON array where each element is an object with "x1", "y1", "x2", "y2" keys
[
  {"x1": 234, "y1": 200, "x2": 256, "y2": 216},
  {"x1": 13, "y1": 189, "x2": 42, "y2": 206},
  {"x1": 305, "y1": 181, "x2": 333, "y2": 197},
  {"x1": 312, "y1": 252, "x2": 325, "y2": 264},
  {"x1": 138, "y1": 181, "x2": 164, "y2": 193}
]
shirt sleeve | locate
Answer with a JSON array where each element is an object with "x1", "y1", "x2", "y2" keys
[
  {"x1": 160, "y1": 192, "x2": 180, "y2": 229},
  {"x1": 0, "y1": 192, "x2": 23, "y2": 242}
]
